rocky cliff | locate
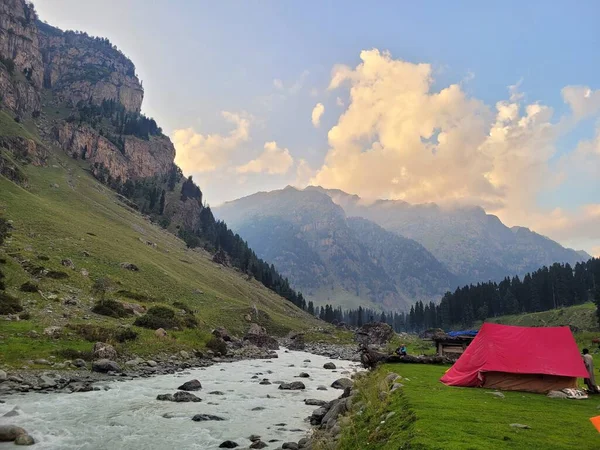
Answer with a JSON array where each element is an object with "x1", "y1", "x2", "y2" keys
[{"x1": 0, "y1": 0, "x2": 173, "y2": 183}]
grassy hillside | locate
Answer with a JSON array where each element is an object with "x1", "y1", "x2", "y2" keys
[
  {"x1": 482, "y1": 303, "x2": 598, "y2": 332},
  {"x1": 0, "y1": 145, "x2": 336, "y2": 367},
  {"x1": 331, "y1": 364, "x2": 600, "y2": 450}
]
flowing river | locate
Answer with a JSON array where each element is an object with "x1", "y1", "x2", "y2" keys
[{"x1": 0, "y1": 349, "x2": 360, "y2": 449}]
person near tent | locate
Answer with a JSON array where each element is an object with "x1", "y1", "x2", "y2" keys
[
  {"x1": 395, "y1": 345, "x2": 407, "y2": 357},
  {"x1": 582, "y1": 348, "x2": 598, "y2": 393}
]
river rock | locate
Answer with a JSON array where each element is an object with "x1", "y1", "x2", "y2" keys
[
  {"x1": 331, "y1": 378, "x2": 353, "y2": 390},
  {"x1": 250, "y1": 441, "x2": 267, "y2": 449},
  {"x1": 282, "y1": 443, "x2": 299, "y2": 450},
  {"x1": 310, "y1": 406, "x2": 329, "y2": 425},
  {"x1": 297, "y1": 372, "x2": 310, "y2": 378},
  {"x1": 14, "y1": 434, "x2": 35, "y2": 446},
  {"x1": 192, "y1": 414, "x2": 225, "y2": 421},
  {"x1": 92, "y1": 359, "x2": 121, "y2": 373},
  {"x1": 323, "y1": 362, "x2": 336, "y2": 370},
  {"x1": 278, "y1": 381, "x2": 306, "y2": 390},
  {"x1": 0, "y1": 370, "x2": 6, "y2": 382},
  {"x1": 317, "y1": 386, "x2": 327, "y2": 391},
  {"x1": 178, "y1": 379, "x2": 202, "y2": 391},
  {"x1": 209, "y1": 391, "x2": 225, "y2": 395},
  {"x1": 259, "y1": 379, "x2": 271, "y2": 385},
  {"x1": 288, "y1": 333, "x2": 305, "y2": 351},
  {"x1": 322, "y1": 398, "x2": 347, "y2": 425},
  {"x1": 3, "y1": 407, "x2": 19, "y2": 417},
  {"x1": 244, "y1": 334, "x2": 279, "y2": 350},
  {"x1": 74, "y1": 359, "x2": 87, "y2": 368},
  {"x1": 0, "y1": 425, "x2": 27, "y2": 441},
  {"x1": 213, "y1": 327, "x2": 232, "y2": 341},
  {"x1": 304, "y1": 399, "x2": 327, "y2": 406},
  {"x1": 173, "y1": 391, "x2": 201, "y2": 402},
  {"x1": 146, "y1": 360, "x2": 158, "y2": 367},
  {"x1": 219, "y1": 441, "x2": 238, "y2": 448},
  {"x1": 247, "y1": 323, "x2": 266, "y2": 335},
  {"x1": 92, "y1": 342, "x2": 117, "y2": 360}
]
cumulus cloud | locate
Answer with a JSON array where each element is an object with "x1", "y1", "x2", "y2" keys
[
  {"x1": 310, "y1": 49, "x2": 600, "y2": 252},
  {"x1": 562, "y1": 86, "x2": 600, "y2": 119},
  {"x1": 272, "y1": 70, "x2": 310, "y2": 95},
  {"x1": 336, "y1": 97, "x2": 345, "y2": 107},
  {"x1": 294, "y1": 158, "x2": 316, "y2": 187},
  {"x1": 173, "y1": 112, "x2": 250, "y2": 173},
  {"x1": 311, "y1": 103, "x2": 325, "y2": 127},
  {"x1": 236, "y1": 141, "x2": 294, "y2": 175}
]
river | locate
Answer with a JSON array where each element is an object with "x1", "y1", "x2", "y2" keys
[{"x1": 0, "y1": 349, "x2": 360, "y2": 449}]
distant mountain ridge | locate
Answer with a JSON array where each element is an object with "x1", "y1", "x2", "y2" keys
[
  {"x1": 215, "y1": 186, "x2": 589, "y2": 311},
  {"x1": 311, "y1": 186, "x2": 590, "y2": 282},
  {"x1": 215, "y1": 186, "x2": 457, "y2": 310}
]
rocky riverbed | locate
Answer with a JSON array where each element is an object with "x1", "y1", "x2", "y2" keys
[{"x1": 0, "y1": 348, "x2": 362, "y2": 449}]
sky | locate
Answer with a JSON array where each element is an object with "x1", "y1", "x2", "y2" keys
[{"x1": 34, "y1": 0, "x2": 600, "y2": 255}]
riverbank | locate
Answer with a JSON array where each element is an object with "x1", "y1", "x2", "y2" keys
[{"x1": 0, "y1": 349, "x2": 361, "y2": 449}]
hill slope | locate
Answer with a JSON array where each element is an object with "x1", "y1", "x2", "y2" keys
[{"x1": 215, "y1": 187, "x2": 457, "y2": 310}]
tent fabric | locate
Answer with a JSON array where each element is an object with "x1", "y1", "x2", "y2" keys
[
  {"x1": 441, "y1": 323, "x2": 588, "y2": 390},
  {"x1": 482, "y1": 372, "x2": 577, "y2": 393}
]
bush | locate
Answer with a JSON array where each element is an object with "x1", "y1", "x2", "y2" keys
[
  {"x1": 18, "y1": 311, "x2": 31, "y2": 320},
  {"x1": 46, "y1": 270, "x2": 69, "y2": 279},
  {"x1": 37, "y1": 255, "x2": 50, "y2": 261},
  {"x1": 205, "y1": 336, "x2": 227, "y2": 356},
  {"x1": 134, "y1": 306, "x2": 180, "y2": 330},
  {"x1": 0, "y1": 292, "x2": 23, "y2": 314},
  {"x1": 115, "y1": 328, "x2": 138, "y2": 343},
  {"x1": 173, "y1": 301, "x2": 194, "y2": 315},
  {"x1": 54, "y1": 348, "x2": 93, "y2": 361},
  {"x1": 68, "y1": 324, "x2": 114, "y2": 342},
  {"x1": 20, "y1": 281, "x2": 39, "y2": 292},
  {"x1": 91, "y1": 299, "x2": 130, "y2": 318}
]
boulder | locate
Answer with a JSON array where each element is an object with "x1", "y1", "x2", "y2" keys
[
  {"x1": 278, "y1": 381, "x2": 306, "y2": 390},
  {"x1": 213, "y1": 327, "x2": 232, "y2": 342},
  {"x1": 0, "y1": 425, "x2": 27, "y2": 441},
  {"x1": 73, "y1": 359, "x2": 87, "y2": 368},
  {"x1": 14, "y1": 434, "x2": 35, "y2": 446},
  {"x1": 146, "y1": 360, "x2": 158, "y2": 367},
  {"x1": 179, "y1": 350, "x2": 190, "y2": 359},
  {"x1": 354, "y1": 322, "x2": 395, "y2": 346},
  {"x1": 244, "y1": 334, "x2": 279, "y2": 350},
  {"x1": 323, "y1": 362, "x2": 336, "y2": 370},
  {"x1": 61, "y1": 258, "x2": 75, "y2": 268},
  {"x1": 0, "y1": 370, "x2": 6, "y2": 382},
  {"x1": 331, "y1": 378, "x2": 353, "y2": 390},
  {"x1": 247, "y1": 323, "x2": 266, "y2": 335},
  {"x1": 297, "y1": 372, "x2": 310, "y2": 378},
  {"x1": 192, "y1": 414, "x2": 225, "y2": 421},
  {"x1": 322, "y1": 398, "x2": 347, "y2": 425},
  {"x1": 92, "y1": 359, "x2": 121, "y2": 373},
  {"x1": 43, "y1": 326, "x2": 62, "y2": 338},
  {"x1": 547, "y1": 390, "x2": 569, "y2": 399},
  {"x1": 250, "y1": 441, "x2": 267, "y2": 449},
  {"x1": 288, "y1": 333, "x2": 305, "y2": 351},
  {"x1": 219, "y1": 441, "x2": 238, "y2": 448},
  {"x1": 259, "y1": 379, "x2": 271, "y2": 385},
  {"x1": 155, "y1": 328, "x2": 167, "y2": 338},
  {"x1": 178, "y1": 379, "x2": 202, "y2": 391},
  {"x1": 173, "y1": 391, "x2": 201, "y2": 402},
  {"x1": 92, "y1": 342, "x2": 117, "y2": 360},
  {"x1": 120, "y1": 262, "x2": 139, "y2": 271},
  {"x1": 282, "y1": 443, "x2": 299, "y2": 450},
  {"x1": 304, "y1": 399, "x2": 327, "y2": 406},
  {"x1": 122, "y1": 303, "x2": 146, "y2": 316}
]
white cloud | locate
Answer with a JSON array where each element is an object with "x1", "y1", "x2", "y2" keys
[
  {"x1": 173, "y1": 112, "x2": 251, "y2": 173},
  {"x1": 562, "y1": 85, "x2": 600, "y2": 119},
  {"x1": 236, "y1": 141, "x2": 294, "y2": 175},
  {"x1": 336, "y1": 97, "x2": 345, "y2": 107},
  {"x1": 311, "y1": 103, "x2": 325, "y2": 127},
  {"x1": 310, "y1": 49, "x2": 600, "y2": 252},
  {"x1": 273, "y1": 70, "x2": 310, "y2": 96},
  {"x1": 294, "y1": 158, "x2": 316, "y2": 187},
  {"x1": 273, "y1": 79, "x2": 284, "y2": 90}
]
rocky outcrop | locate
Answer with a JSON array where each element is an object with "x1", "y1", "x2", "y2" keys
[
  {"x1": 54, "y1": 122, "x2": 175, "y2": 181},
  {"x1": 37, "y1": 21, "x2": 143, "y2": 112},
  {"x1": 354, "y1": 322, "x2": 395, "y2": 346}
]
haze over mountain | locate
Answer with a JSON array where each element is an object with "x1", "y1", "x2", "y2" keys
[
  {"x1": 216, "y1": 186, "x2": 589, "y2": 310},
  {"x1": 215, "y1": 186, "x2": 457, "y2": 310}
]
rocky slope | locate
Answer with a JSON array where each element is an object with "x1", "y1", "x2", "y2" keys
[
  {"x1": 214, "y1": 186, "x2": 457, "y2": 310},
  {"x1": 319, "y1": 187, "x2": 589, "y2": 283}
]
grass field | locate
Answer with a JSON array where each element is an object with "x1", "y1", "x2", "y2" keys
[
  {"x1": 482, "y1": 303, "x2": 598, "y2": 332},
  {"x1": 0, "y1": 143, "x2": 337, "y2": 367},
  {"x1": 335, "y1": 364, "x2": 600, "y2": 450}
]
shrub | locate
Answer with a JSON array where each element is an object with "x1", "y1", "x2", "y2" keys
[
  {"x1": 37, "y1": 255, "x2": 50, "y2": 261},
  {"x1": 91, "y1": 299, "x2": 130, "y2": 318},
  {"x1": 18, "y1": 311, "x2": 31, "y2": 320},
  {"x1": 20, "y1": 281, "x2": 39, "y2": 292},
  {"x1": 55, "y1": 348, "x2": 94, "y2": 361},
  {"x1": 205, "y1": 336, "x2": 227, "y2": 356},
  {"x1": 46, "y1": 270, "x2": 69, "y2": 279},
  {"x1": 115, "y1": 328, "x2": 138, "y2": 343},
  {"x1": 0, "y1": 258, "x2": 7, "y2": 264},
  {"x1": 182, "y1": 314, "x2": 199, "y2": 328},
  {"x1": 0, "y1": 292, "x2": 23, "y2": 314},
  {"x1": 134, "y1": 305, "x2": 180, "y2": 330},
  {"x1": 173, "y1": 301, "x2": 193, "y2": 315},
  {"x1": 68, "y1": 324, "x2": 114, "y2": 342}
]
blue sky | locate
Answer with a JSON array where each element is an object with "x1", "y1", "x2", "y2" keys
[{"x1": 35, "y1": 1, "x2": 600, "y2": 254}]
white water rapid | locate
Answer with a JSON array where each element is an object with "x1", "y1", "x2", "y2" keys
[{"x1": 0, "y1": 349, "x2": 360, "y2": 449}]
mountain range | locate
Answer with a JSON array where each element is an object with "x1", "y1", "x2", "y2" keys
[{"x1": 215, "y1": 186, "x2": 589, "y2": 310}]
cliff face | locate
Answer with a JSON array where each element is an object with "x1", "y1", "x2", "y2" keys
[
  {"x1": 0, "y1": 0, "x2": 42, "y2": 114},
  {"x1": 37, "y1": 22, "x2": 143, "y2": 113},
  {"x1": 0, "y1": 0, "x2": 173, "y2": 183},
  {"x1": 55, "y1": 122, "x2": 175, "y2": 181}
]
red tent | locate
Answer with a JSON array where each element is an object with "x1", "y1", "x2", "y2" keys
[{"x1": 440, "y1": 323, "x2": 588, "y2": 393}]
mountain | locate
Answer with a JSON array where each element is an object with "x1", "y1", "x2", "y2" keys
[
  {"x1": 0, "y1": 0, "x2": 328, "y2": 367},
  {"x1": 315, "y1": 187, "x2": 590, "y2": 283},
  {"x1": 214, "y1": 187, "x2": 457, "y2": 310}
]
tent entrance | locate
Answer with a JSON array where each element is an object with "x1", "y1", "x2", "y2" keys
[{"x1": 482, "y1": 371, "x2": 578, "y2": 394}]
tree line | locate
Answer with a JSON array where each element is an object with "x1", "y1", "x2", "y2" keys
[{"x1": 317, "y1": 259, "x2": 600, "y2": 332}]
